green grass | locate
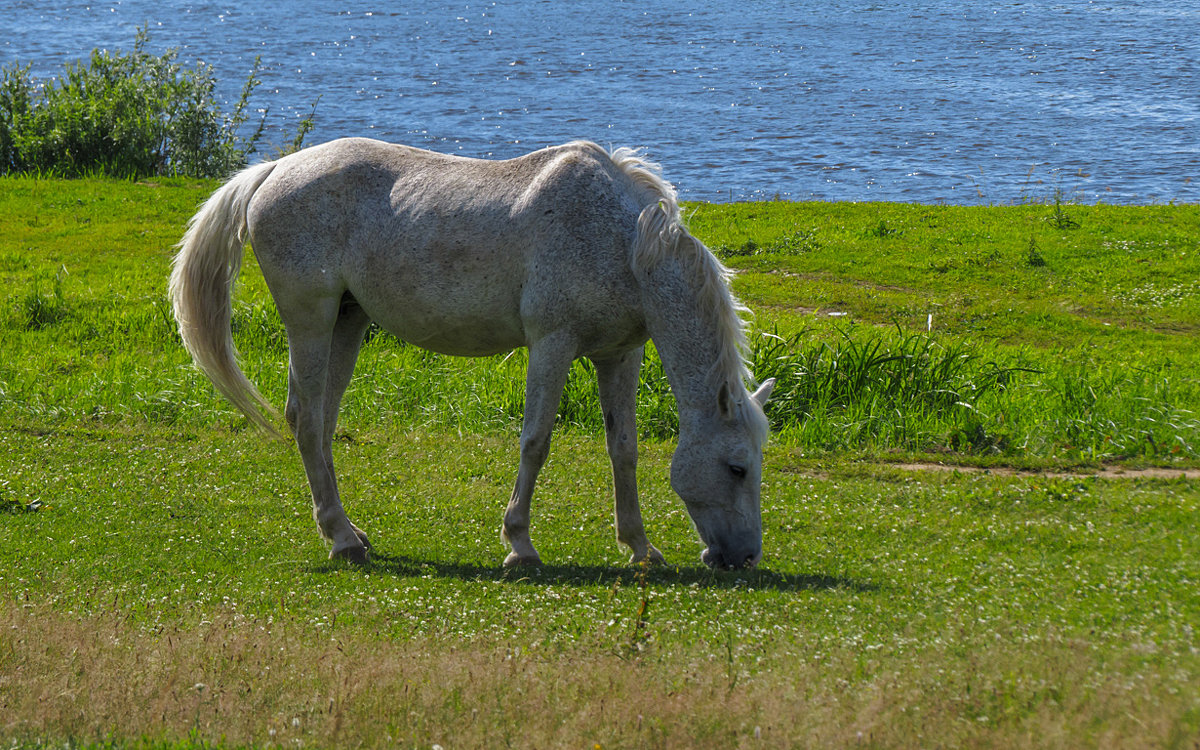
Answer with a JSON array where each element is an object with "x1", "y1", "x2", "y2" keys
[
  {"x1": 700, "y1": 200, "x2": 1200, "y2": 462},
  {"x1": 1, "y1": 178, "x2": 1198, "y2": 748},
  {"x1": 3, "y1": 178, "x2": 1199, "y2": 463},
  {"x1": 693, "y1": 201, "x2": 1200, "y2": 345},
  {"x1": 2, "y1": 426, "x2": 1197, "y2": 747}
]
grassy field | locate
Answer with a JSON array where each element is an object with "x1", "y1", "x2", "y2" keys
[{"x1": 1, "y1": 176, "x2": 1198, "y2": 748}]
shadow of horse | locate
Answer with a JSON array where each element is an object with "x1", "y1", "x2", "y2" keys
[{"x1": 310, "y1": 551, "x2": 876, "y2": 594}]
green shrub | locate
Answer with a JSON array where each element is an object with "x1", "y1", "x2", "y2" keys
[{"x1": 0, "y1": 27, "x2": 313, "y2": 179}]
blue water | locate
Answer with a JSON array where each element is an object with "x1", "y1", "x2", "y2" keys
[{"x1": 4, "y1": 1, "x2": 1198, "y2": 204}]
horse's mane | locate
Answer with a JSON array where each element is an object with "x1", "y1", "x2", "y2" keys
[{"x1": 605, "y1": 146, "x2": 763, "y2": 429}]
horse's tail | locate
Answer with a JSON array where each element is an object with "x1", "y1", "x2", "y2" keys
[{"x1": 168, "y1": 160, "x2": 282, "y2": 436}]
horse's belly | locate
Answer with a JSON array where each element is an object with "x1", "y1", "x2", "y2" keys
[
  {"x1": 379, "y1": 312, "x2": 525, "y2": 357},
  {"x1": 354, "y1": 280, "x2": 525, "y2": 357}
]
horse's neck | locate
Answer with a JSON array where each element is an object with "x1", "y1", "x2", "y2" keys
[{"x1": 640, "y1": 258, "x2": 730, "y2": 429}]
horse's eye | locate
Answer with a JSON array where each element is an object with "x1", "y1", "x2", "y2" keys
[{"x1": 729, "y1": 464, "x2": 747, "y2": 479}]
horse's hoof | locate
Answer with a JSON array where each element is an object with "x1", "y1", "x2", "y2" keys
[
  {"x1": 351, "y1": 524, "x2": 372, "y2": 550},
  {"x1": 331, "y1": 544, "x2": 370, "y2": 566},
  {"x1": 503, "y1": 550, "x2": 542, "y2": 567},
  {"x1": 630, "y1": 546, "x2": 665, "y2": 565}
]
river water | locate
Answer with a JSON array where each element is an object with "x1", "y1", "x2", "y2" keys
[{"x1": 3, "y1": 1, "x2": 1197, "y2": 204}]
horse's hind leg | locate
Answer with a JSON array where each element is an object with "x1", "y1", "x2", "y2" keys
[
  {"x1": 321, "y1": 298, "x2": 373, "y2": 550},
  {"x1": 282, "y1": 295, "x2": 369, "y2": 564},
  {"x1": 594, "y1": 347, "x2": 664, "y2": 565}
]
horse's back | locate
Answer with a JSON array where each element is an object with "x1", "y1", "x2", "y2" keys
[{"x1": 245, "y1": 138, "x2": 649, "y2": 358}]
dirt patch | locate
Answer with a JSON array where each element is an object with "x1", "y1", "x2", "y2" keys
[
  {"x1": 888, "y1": 462, "x2": 1200, "y2": 481},
  {"x1": 760, "y1": 303, "x2": 844, "y2": 317},
  {"x1": 777, "y1": 271, "x2": 921, "y2": 296}
]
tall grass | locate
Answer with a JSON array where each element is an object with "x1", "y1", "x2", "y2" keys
[
  {"x1": 18, "y1": 264, "x2": 70, "y2": 330},
  {"x1": 0, "y1": 28, "x2": 314, "y2": 179},
  {"x1": 750, "y1": 326, "x2": 1022, "y2": 452},
  {"x1": 8, "y1": 279, "x2": 1195, "y2": 461}
]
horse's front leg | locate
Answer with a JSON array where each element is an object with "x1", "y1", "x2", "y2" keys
[
  {"x1": 501, "y1": 333, "x2": 576, "y2": 567},
  {"x1": 594, "y1": 347, "x2": 664, "y2": 565}
]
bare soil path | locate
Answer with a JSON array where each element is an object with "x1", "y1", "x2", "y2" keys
[{"x1": 888, "y1": 462, "x2": 1200, "y2": 480}]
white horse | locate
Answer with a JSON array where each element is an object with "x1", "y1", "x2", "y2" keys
[{"x1": 169, "y1": 137, "x2": 774, "y2": 569}]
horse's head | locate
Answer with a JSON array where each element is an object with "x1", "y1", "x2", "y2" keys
[{"x1": 671, "y1": 378, "x2": 775, "y2": 570}]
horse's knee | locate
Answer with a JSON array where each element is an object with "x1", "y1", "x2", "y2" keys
[
  {"x1": 605, "y1": 429, "x2": 637, "y2": 468},
  {"x1": 519, "y1": 432, "x2": 552, "y2": 466}
]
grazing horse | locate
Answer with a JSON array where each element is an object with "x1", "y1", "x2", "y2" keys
[{"x1": 169, "y1": 137, "x2": 774, "y2": 569}]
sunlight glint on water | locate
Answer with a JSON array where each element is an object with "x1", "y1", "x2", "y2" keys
[{"x1": 2, "y1": 1, "x2": 1197, "y2": 204}]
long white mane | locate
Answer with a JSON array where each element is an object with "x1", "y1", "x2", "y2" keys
[{"x1": 607, "y1": 147, "x2": 757, "y2": 395}]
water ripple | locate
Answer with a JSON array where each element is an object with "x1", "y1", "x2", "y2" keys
[{"x1": 2, "y1": 0, "x2": 1197, "y2": 204}]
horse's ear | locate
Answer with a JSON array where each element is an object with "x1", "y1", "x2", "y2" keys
[
  {"x1": 718, "y1": 381, "x2": 737, "y2": 422},
  {"x1": 751, "y1": 378, "x2": 776, "y2": 407},
  {"x1": 720, "y1": 379, "x2": 775, "y2": 421}
]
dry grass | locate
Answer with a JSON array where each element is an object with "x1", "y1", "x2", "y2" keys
[{"x1": 3, "y1": 604, "x2": 1195, "y2": 749}]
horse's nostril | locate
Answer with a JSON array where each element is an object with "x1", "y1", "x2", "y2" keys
[{"x1": 703, "y1": 546, "x2": 761, "y2": 570}]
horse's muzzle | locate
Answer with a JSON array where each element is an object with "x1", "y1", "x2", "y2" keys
[{"x1": 701, "y1": 545, "x2": 762, "y2": 570}]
